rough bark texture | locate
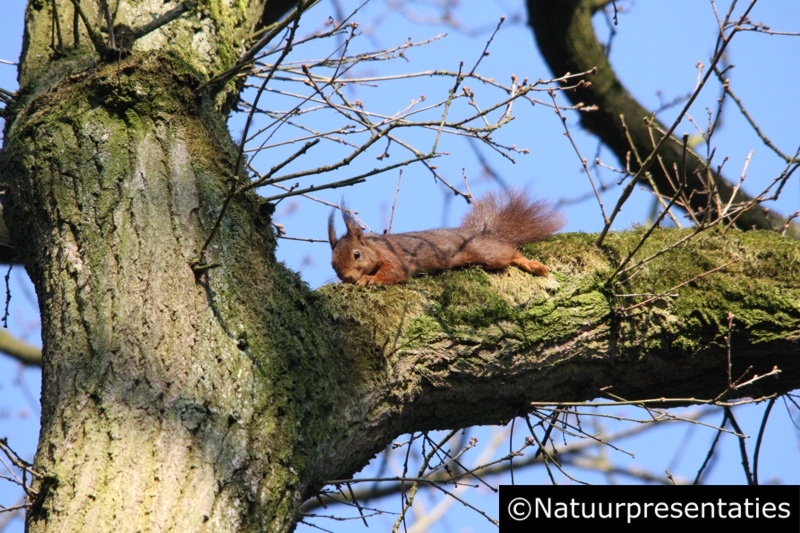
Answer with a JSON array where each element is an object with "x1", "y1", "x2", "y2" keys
[
  {"x1": 1, "y1": 1, "x2": 799, "y2": 532},
  {"x1": 3, "y1": 1, "x2": 329, "y2": 531},
  {"x1": 4, "y1": 53, "x2": 312, "y2": 531}
]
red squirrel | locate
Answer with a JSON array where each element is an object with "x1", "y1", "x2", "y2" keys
[{"x1": 328, "y1": 191, "x2": 564, "y2": 285}]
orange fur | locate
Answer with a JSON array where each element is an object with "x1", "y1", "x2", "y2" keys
[{"x1": 328, "y1": 191, "x2": 564, "y2": 285}]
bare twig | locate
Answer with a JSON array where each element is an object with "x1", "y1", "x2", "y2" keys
[
  {"x1": 752, "y1": 397, "x2": 776, "y2": 485},
  {"x1": 596, "y1": 1, "x2": 760, "y2": 246},
  {"x1": 723, "y1": 406, "x2": 753, "y2": 485}
]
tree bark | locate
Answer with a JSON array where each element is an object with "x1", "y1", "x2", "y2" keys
[
  {"x1": 1, "y1": 1, "x2": 799, "y2": 532},
  {"x1": 3, "y1": 1, "x2": 326, "y2": 531}
]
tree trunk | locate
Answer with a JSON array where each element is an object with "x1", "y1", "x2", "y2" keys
[
  {"x1": 4, "y1": 54, "x2": 309, "y2": 533},
  {"x1": 1, "y1": 1, "x2": 799, "y2": 532},
  {"x1": 3, "y1": 1, "x2": 326, "y2": 530}
]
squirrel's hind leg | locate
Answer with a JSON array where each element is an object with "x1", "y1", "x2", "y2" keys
[
  {"x1": 462, "y1": 241, "x2": 549, "y2": 276},
  {"x1": 510, "y1": 252, "x2": 549, "y2": 276}
]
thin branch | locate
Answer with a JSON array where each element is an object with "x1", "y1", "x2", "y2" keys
[
  {"x1": 0, "y1": 329, "x2": 42, "y2": 367},
  {"x1": 194, "y1": 6, "x2": 305, "y2": 264},
  {"x1": 596, "y1": 0, "x2": 760, "y2": 246},
  {"x1": 68, "y1": 0, "x2": 111, "y2": 56},
  {"x1": 201, "y1": 0, "x2": 322, "y2": 92},
  {"x1": 548, "y1": 84, "x2": 607, "y2": 224},
  {"x1": 752, "y1": 397, "x2": 775, "y2": 485},
  {"x1": 724, "y1": 406, "x2": 753, "y2": 485}
]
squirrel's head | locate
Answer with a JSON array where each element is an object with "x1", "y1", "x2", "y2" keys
[{"x1": 328, "y1": 209, "x2": 379, "y2": 284}]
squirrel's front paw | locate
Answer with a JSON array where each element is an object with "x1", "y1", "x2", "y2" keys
[{"x1": 356, "y1": 275, "x2": 378, "y2": 286}]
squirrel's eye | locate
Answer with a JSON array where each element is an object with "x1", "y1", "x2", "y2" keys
[{"x1": 354, "y1": 250, "x2": 362, "y2": 260}]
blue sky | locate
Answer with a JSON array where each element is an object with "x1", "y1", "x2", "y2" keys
[{"x1": 1, "y1": 1, "x2": 798, "y2": 532}]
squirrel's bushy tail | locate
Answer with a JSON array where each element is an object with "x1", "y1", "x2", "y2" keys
[{"x1": 461, "y1": 190, "x2": 565, "y2": 244}]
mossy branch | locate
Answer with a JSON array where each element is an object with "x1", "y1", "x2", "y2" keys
[{"x1": 313, "y1": 228, "x2": 798, "y2": 481}]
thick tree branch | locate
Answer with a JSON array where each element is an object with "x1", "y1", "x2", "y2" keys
[{"x1": 312, "y1": 228, "x2": 799, "y2": 490}]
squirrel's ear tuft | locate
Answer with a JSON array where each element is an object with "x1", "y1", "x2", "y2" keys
[
  {"x1": 342, "y1": 208, "x2": 364, "y2": 240},
  {"x1": 328, "y1": 210, "x2": 338, "y2": 250}
]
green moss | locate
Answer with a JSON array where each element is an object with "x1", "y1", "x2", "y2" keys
[
  {"x1": 199, "y1": 0, "x2": 249, "y2": 73},
  {"x1": 403, "y1": 315, "x2": 444, "y2": 349},
  {"x1": 431, "y1": 268, "x2": 514, "y2": 327},
  {"x1": 604, "y1": 227, "x2": 800, "y2": 360},
  {"x1": 317, "y1": 228, "x2": 798, "y2": 375},
  {"x1": 317, "y1": 234, "x2": 617, "y2": 362}
]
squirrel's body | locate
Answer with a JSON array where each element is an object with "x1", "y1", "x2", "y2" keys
[{"x1": 328, "y1": 191, "x2": 564, "y2": 286}]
